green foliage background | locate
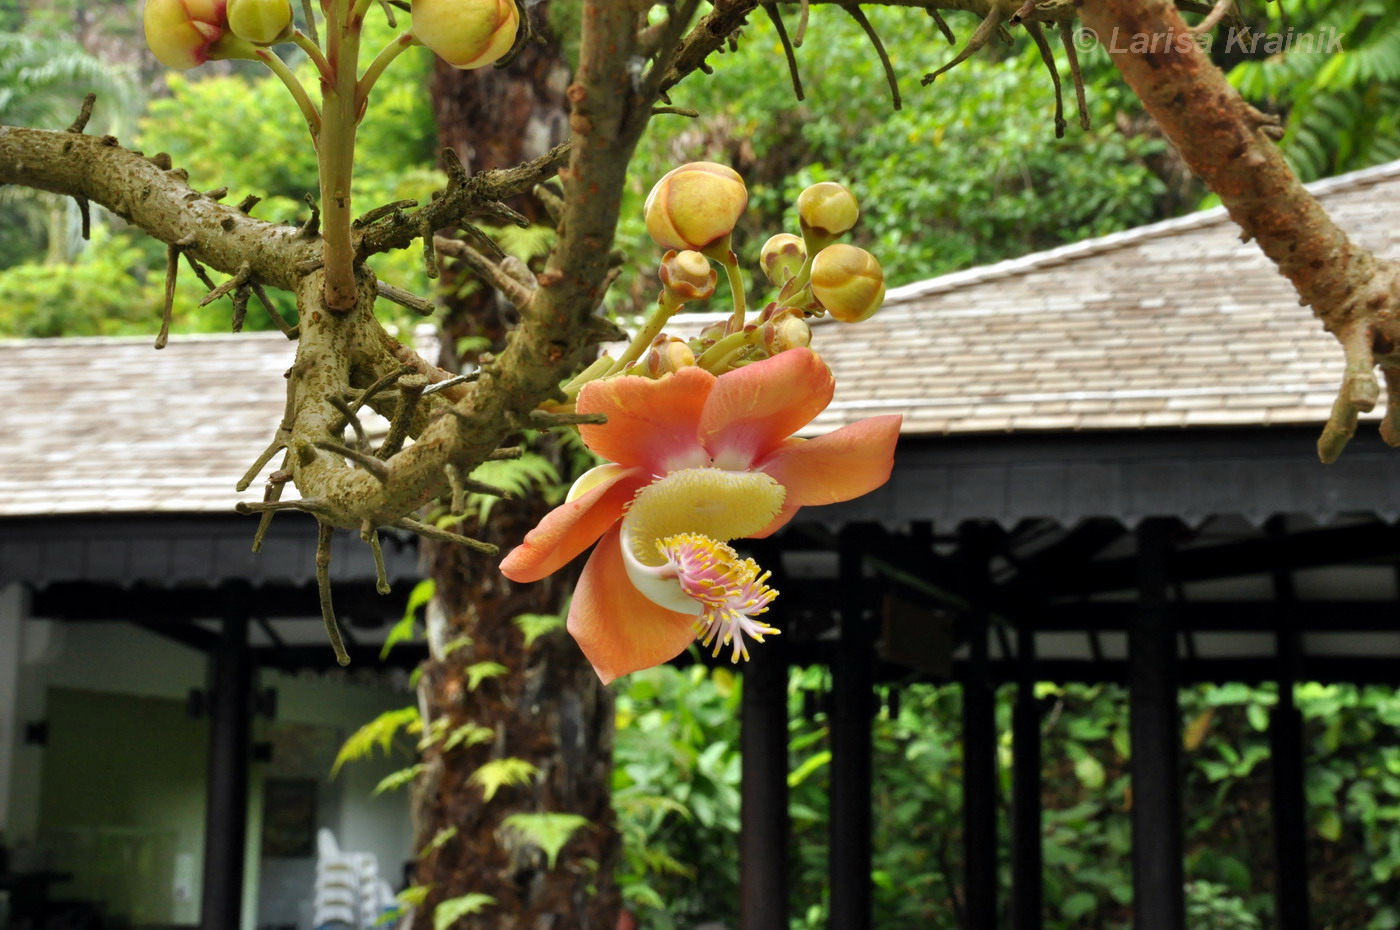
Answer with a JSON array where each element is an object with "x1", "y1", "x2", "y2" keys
[{"x1": 612, "y1": 667, "x2": 1400, "y2": 930}]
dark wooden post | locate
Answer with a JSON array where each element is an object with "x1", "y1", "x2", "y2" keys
[
  {"x1": 1129, "y1": 519, "x2": 1184, "y2": 930},
  {"x1": 829, "y1": 527, "x2": 873, "y2": 930},
  {"x1": 1269, "y1": 518, "x2": 1311, "y2": 930},
  {"x1": 962, "y1": 526, "x2": 997, "y2": 930},
  {"x1": 741, "y1": 650, "x2": 789, "y2": 930},
  {"x1": 200, "y1": 582, "x2": 253, "y2": 930},
  {"x1": 1011, "y1": 622, "x2": 1043, "y2": 930}
]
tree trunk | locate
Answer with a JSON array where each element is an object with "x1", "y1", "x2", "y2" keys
[{"x1": 410, "y1": 6, "x2": 623, "y2": 929}]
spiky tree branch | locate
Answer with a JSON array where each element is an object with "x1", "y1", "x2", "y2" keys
[{"x1": 1080, "y1": 0, "x2": 1400, "y2": 462}]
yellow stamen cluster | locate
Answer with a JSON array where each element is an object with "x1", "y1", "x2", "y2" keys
[{"x1": 658, "y1": 532, "x2": 780, "y2": 664}]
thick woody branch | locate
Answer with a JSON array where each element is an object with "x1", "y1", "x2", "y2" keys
[
  {"x1": 0, "y1": 126, "x2": 320, "y2": 290},
  {"x1": 1079, "y1": 0, "x2": 1400, "y2": 462}
]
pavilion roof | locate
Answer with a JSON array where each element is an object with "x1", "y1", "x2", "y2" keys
[{"x1": 3, "y1": 160, "x2": 1398, "y2": 516}]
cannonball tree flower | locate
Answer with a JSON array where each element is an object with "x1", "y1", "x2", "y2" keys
[
  {"x1": 412, "y1": 0, "x2": 519, "y2": 70},
  {"x1": 500, "y1": 348, "x2": 901, "y2": 684}
]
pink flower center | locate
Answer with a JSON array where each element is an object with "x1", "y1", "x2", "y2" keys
[{"x1": 657, "y1": 533, "x2": 780, "y2": 663}]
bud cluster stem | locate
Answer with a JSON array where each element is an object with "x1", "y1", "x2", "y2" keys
[
  {"x1": 358, "y1": 31, "x2": 417, "y2": 105},
  {"x1": 255, "y1": 48, "x2": 322, "y2": 134},
  {"x1": 319, "y1": 0, "x2": 364, "y2": 310},
  {"x1": 292, "y1": 29, "x2": 333, "y2": 81},
  {"x1": 606, "y1": 288, "x2": 686, "y2": 376}
]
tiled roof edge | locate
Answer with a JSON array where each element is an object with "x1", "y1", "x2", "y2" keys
[{"x1": 882, "y1": 158, "x2": 1400, "y2": 305}]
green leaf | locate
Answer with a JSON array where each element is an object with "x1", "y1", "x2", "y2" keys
[
  {"x1": 443, "y1": 722, "x2": 494, "y2": 752},
  {"x1": 468, "y1": 758, "x2": 540, "y2": 802},
  {"x1": 433, "y1": 893, "x2": 496, "y2": 930},
  {"x1": 382, "y1": 578, "x2": 435, "y2": 658},
  {"x1": 514, "y1": 612, "x2": 565, "y2": 648},
  {"x1": 1319, "y1": 809, "x2": 1344, "y2": 842},
  {"x1": 420, "y1": 826, "x2": 458, "y2": 859},
  {"x1": 373, "y1": 763, "x2": 424, "y2": 796},
  {"x1": 788, "y1": 750, "x2": 832, "y2": 788},
  {"x1": 1074, "y1": 754, "x2": 1106, "y2": 791},
  {"x1": 441, "y1": 634, "x2": 474, "y2": 657},
  {"x1": 622, "y1": 882, "x2": 665, "y2": 910},
  {"x1": 1061, "y1": 891, "x2": 1097, "y2": 920},
  {"x1": 500, "y1": 813, "x2": 591, "y2": 869},
  {"x1": 332, "y1": 706, "x2": 421, "y2": 776},
  {"x1": 465, "y1": 661, "x2": 509, "y2": 690},
  {"x1": 396, "y1": 885, "x2": 431, "y2": 908}
]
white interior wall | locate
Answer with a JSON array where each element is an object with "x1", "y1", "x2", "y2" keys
[{"x1": 3, "y1": 603, "x2": 413, "y2": 930}]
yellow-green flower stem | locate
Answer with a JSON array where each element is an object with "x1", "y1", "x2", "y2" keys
[
  {"x1": 350, "y1": 0, "x2": 378, "y2": 21},
  {"x1": 357, "y1": 32, "x2": 418, "y2": 108},
  {"x1": 605, "y1": 287, "x2": 686, "y2": 376},
  {"x1": 319, "y1": 0, "x2": 364, "y2": 310},
  {"x1": 292, "y1": 29, "x2": 333, "y2": 82},
  {"x1": 702, "y1": 239, "x2": 746, "y2": 334},
  {"x1": 255, "y1": 49, "x2": 322, "y2": 136},
  {"x1": 696, "y1": 327, "x2": 762, "y2": 374},
  {"x1": 555, "y1": 354, "x2": 615, "y2": 406},
  {"x1": 778, "y1": 225, "x2": 835, "y2": 304}
]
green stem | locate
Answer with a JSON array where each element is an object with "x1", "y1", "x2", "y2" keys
[
  {"x1": 256, "y1": 49, "x2": 322, "y2": 136},
  {"x1": 696, "y1": 328, "x2": 760, "y2": 374},
  {"x1": 706, "y1": 246, "x2": 747, "y2": 334},
  {"x1": 358, "y1": 31, "x2": 417, "y2": 110},
  {"x1": 606, "y1": 289, "x2": 685, "y2": 375},
  {"x1": 350, "y1": 0, "x2": 377, "y2": 21},
  {"x1": 293, "y1": 29, "x2": 333, "y2": 83},
  {"x1": 320, "y1": 0, "x2": 363, "y2": 310}
]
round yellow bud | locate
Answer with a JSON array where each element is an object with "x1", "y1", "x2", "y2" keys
[
  {"x1": 796, "y1": 181, "x2": 860, "y2": 239},
  {"x1": 646, "y1": 337, "x2": 697, "y2": 377},
  {"x1": 412, "y1": 0, "x2": 519, "y2": 70},
  {"x1": 644, "y1": 162, "x2": 748, "y2": 253},
  {"x1": 227, "y1": 0, "x2": 293, "y2": 44},
  {"x1": 810, "y1": 244, "x2": 885, "y2": 323},
  {"x1": 761, "y1": 309, "x2": 812, "y2": 353},
  {"x1": 143, "y1": 0, "x2": 226, "y2": 69},
  {"x1": 659, "y1": 249, "x2": 717, "y2": 301},
  {"x1": 759, "y1": 233, "x2": 806, "y2": 287}
]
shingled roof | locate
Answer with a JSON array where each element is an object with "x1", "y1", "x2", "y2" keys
[
  {"x1": 805, "y1": 158, "x2": 1400, "y2": 437},
  {"x1": 3, "y1": 159, "x2": 1398, "y2": 517}
]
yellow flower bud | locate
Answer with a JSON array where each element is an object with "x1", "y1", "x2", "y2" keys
[
  {"x1": 810, "y1": 244, "x2": 885, "y2": 324},
  {"x1": 644, "y1": 162, "x2": 748, "y2": 253},
  {"x1": 143, "y1": 0, "x2": 229, "y2": 69},
  {"x1": 796, "y1": 181, "x2": 860, "y2": 239},
  {"x1": 761, "y1": 309, "x2": 812, "y2": 353},
  {"x1": 227, "y1": 0, "x2": 293, "y2": 45},
  {"x1": 659, "y1": 249, "x2": 717, "y2": 301},
  {"x1": 759, "y1": 233, "x2": 806, "y2": 287},
  {"x1": 646, "y1": 337, "x2": 697, "y2": 377},
  {"x1": 412, "y1": 0, "x2": 519, "y2": 70}
]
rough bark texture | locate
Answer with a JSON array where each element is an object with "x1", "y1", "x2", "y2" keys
[{"x1": 408, "y1": 6, "x2": 623, "y2": 929}]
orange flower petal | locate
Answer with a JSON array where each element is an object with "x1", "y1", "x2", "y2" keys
[
  {"x1": 578, "y1": 367, "x2": 716, "y2": 472},
  {"x1": 750, "y1": 415, "x2": 902, "y2": 537},
  {"x1": 567, "y1": 526, "x2": 699, "y2": 684},
  {"x1": 697, "y1": 348, "x2": 835, "y2": 467},
  {"x1": 499, "y1": 465, "x2": 649, "y2": 583}
]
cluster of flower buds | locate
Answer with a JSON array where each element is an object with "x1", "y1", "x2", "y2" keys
[
  {"x1": 619, "y1": 162, "x2": 884, "y2": 383},
  {"x1": 412, "y1": 0, "x2": 519, "y2": 69},
  {"x1": 145, "y1": 0, "x2": 520, "y2": 72},
  {"x1": 143, "y1": 0, "x2": 269, "y2": 69}
]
